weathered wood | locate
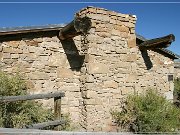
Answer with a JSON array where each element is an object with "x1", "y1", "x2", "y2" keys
[
  {"x1": 139, "y1": 34, "x2": 175, "y2": 50},
  {"x1": 24, "y1": 119, "x2": 66, "y2": 129},
  {"x1": 0, "y1": 92, "x2": 65, "y2": 102},
  {"x1": 59, "y1": 16, "x2": 91, "y2": 40},
  {"x1": 54, "y1": 97, "x2": 62, "y2": 131}
]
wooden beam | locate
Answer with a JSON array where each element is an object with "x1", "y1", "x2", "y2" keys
[
  {"x1": 139, "y1": 34, "x2": 175, "y2": 50},
  {"x1": 59, "y1": 16, "x2": 91, "y2": 40},
  {"x1": 24, "y1": 119, "x2": 66, "y2": 129},
  {"x1": 0, "y1": 92, "x2": 65, "y2": 102},
  {"x1": 54, "y1": 97, "x2": 62, "y2": 131},
  {"x1": 0, "y1": 26, "x2": 63, "y2": 36}
]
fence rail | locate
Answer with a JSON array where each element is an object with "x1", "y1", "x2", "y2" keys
[
  {"x1": 0, "y1": 91, "x2": 65, "y2": 130},
  {"x1": 24, "y1": 119, "x2": 66, "y2": 129},
  {"x1": 0, "y1": 92, "x2": 65, "y2": 102}
]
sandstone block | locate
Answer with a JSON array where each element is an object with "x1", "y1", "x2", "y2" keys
[
  {"x1": 57, "y1": 68, "x2": 74, "y2": 78},
  {"x1": 101, "y1": 15, "x2": 110, "y2": 22},
  {"x1": 120, "y1": 32, "x2": 128, "y2": 38},
  {"x1": 84, "y1": 99, "x2": 96, "y2": 105},
  {"x1": 87, "y1": 63, "x2": 109, "y2": 74},
  {"x1": 39, "y1": 50, "x2": 51, "y2": 56},
  {"x1": 110, "y1": 19, "x2": 116, "y2": 24},
  {"x1": 84, "y1": 54, "x2": 95, "y2": 63},
  {"x1": 122, "y1": 22, "x2": 135, "y2": 28},
  {"x1": 130, "y1": 47, "x2": 138, "y2": 53},
  {"x1": 115, "y1": 25, "x2": 129, "y2": 33},
  {"x1": 169, "y1": 66, "x2": 174, "y2": 74},
  {"x1": 43, "y1": 81, "x2": 56, "y2": 90},
  {"x1": 24, "y1": 53, "x2": 37, "y2": 61},
  {"x1": 22, "y1": 47, "x2": 29, "y2": 54},
  {"x1": 96, "y1": 27, "x2": 107, "y2": 32},
  {"x1": 28, "y1": 46, "x2": 37, "y2": 53},
  {"x1": 11, "y1": 54, "x2": 19, "y2": 59},
  {"x1": 3, "y1": 47, "x2": 13, "y2": 53},
  {"x1": 33, "y1": 38, "x2": 43, "y2": 43},
  {"x1": 13, "y1": 48, "x2": 23, "y2": 54},
  {"x1": 128, "y1": 38, "x2": 136, "y2": 48},
  {"x1": 154, "y1": 57, "x2": 163, "y2": 65},
  {"x1": 84, "y1": 98, "x2": 102, "y2": 105},
  {"x1": 111, "y1": 29, "x2": 121, "y2": 36},
  {"x1": 97, "y1": 32, "x2": 111, "y2": 38},
  {"x1": 117, "y1": 62, "x2": 131, "y2": 69},
  {"x1": 87, "y1": 91, "x2": 98, "y2": 98},
  {"x1": 113, "y1": 93, "x2": 123, "y2": 99},
  {"x1": 19, "y1": 61, "x2": 32, "y2": 68},
  {"x1": 87, "y1": 35, "x2": 97, "y2": 42},
  {"x1": 51, "y1": 36, "x2": 60, "y2": 42},
  {"x1": 115, "y1": 48, "x2": 128, "y2": 54},
  {"x1": 29, "y1": 71, "x2": 49, "y2": 80},
  {"x1": 126, "y1": 73, "x2": 137, "y2": 82},
  {"x1": 86, "y1": 75, "x2": 94, "y2": 82},
  {"x1": 48, "y1": 53, "x2": 67, "y2": 67},
  {"x1": 43, "y1": 41, "x2": 61, "y2": 49},
  {"x1": 2, "y1": 53, "x2": 11, "y2": 59},
  {"x1": 127, "y1": 54, "x2": 137, "y2": 62},
  {"x1": 103, "y1": 38, "x2": 112, "y2": 44},
  {"x1": 32, "y1": 61, "x2": 45, "y2": 68},
  {"x1": 104, "y1": 80, "x2": 118, "y2": 89},
  {"x1": 8, "y1": 41, "x2": 19, "y2": 48},
  {"x1": 26, "y1": 40, "x2": 39, "y2": 46},
  {"x1": 121, "y1": 87, "x2": 134, "y2": 95}
]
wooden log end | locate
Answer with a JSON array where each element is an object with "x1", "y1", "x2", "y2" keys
[{"x1": 59, "y1": 16, "x2": 91, "y2": 40}]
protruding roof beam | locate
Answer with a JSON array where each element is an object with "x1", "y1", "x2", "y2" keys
[
  {"x1": 59, "y1": 16, "x2": 91, "y2": 40},
  {"x1": 139, "y1": 34, "x2": 175, "y2": 50}
]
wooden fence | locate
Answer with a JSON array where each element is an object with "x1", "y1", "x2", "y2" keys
[{"x1": 0, "y1": 92, "x2": 65, "y2": 130}]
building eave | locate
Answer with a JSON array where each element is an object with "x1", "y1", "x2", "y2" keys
[
  {"x1": 136, "y1": 33, "x2": 179, "y2": 59},
  {"x1": 0, "y1": 24, "x2": 65, "y2": 36}
]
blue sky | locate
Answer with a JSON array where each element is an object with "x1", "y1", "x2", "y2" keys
[{"x1": 0, "y1": 1, "x2": 180, "y2": 55}]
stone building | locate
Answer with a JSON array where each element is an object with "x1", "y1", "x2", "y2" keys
[{"x1": 0, "y1": 6, "x2": 179, "y2": 131}]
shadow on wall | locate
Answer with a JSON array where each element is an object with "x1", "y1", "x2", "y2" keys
[
  {"x1": 140, "y1": 50, "x2": 153, "y2": 70},
  {"x1": 60, "y1": 39, "x2": 85, "y2": 71}
]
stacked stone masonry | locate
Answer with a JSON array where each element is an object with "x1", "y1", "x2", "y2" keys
[{"x1": 0, "y1": 6, "x2": 175, "y2": 131}]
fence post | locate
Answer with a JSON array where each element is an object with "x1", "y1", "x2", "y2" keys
[{"x1": 54, "y1": 96, "x2": 61, "y2": 131}]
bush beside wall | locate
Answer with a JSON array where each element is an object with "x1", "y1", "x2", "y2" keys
[
  {"x1": 111, "y1": 90, "x2": 180, "y2": 133},
  {"x1": 0, "y1": 72, "x2": 54, "y2": 128},
  {"x1": 174, "y1": 78, "x2": 180, "y2": 107}
]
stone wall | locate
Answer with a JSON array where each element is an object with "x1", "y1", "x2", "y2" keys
[
  {"x1": 0, "y1": 6, "x2": 175, "y2": 131},
  {"x1": 0, "y1": 32, "x2": 84, "y2": 129},
  {"x1": 75, "y1": 6, "x2": 174, "y2": 131}
]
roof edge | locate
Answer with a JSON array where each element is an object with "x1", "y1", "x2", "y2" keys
[
  {"x1": 136, "y1": 33, "x2": 179, "y2": 59},
  {"x1": 0, "y1": 24, "x2": 65, "y2": 36}
]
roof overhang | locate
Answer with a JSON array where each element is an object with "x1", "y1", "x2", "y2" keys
[
  {"x1": 138, "y1": 34, "x2": 175, "y2": 49},
  {"x1": 136, "y1": 34, "x2": 179, "y2": 59},
  {"x1": 0, "y1": 24, "x2": 64, "y2": 36}
]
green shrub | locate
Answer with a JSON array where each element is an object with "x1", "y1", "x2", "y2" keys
[
  {"x1": 0, "y1": 71, "x2": 54, "y2": 128},
  {"x1": 111, "y1": 89, "x2": 180, "y2": 133},
  {"x1": 174, "y1": 78, "x2": 180, "y2": 94}
]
